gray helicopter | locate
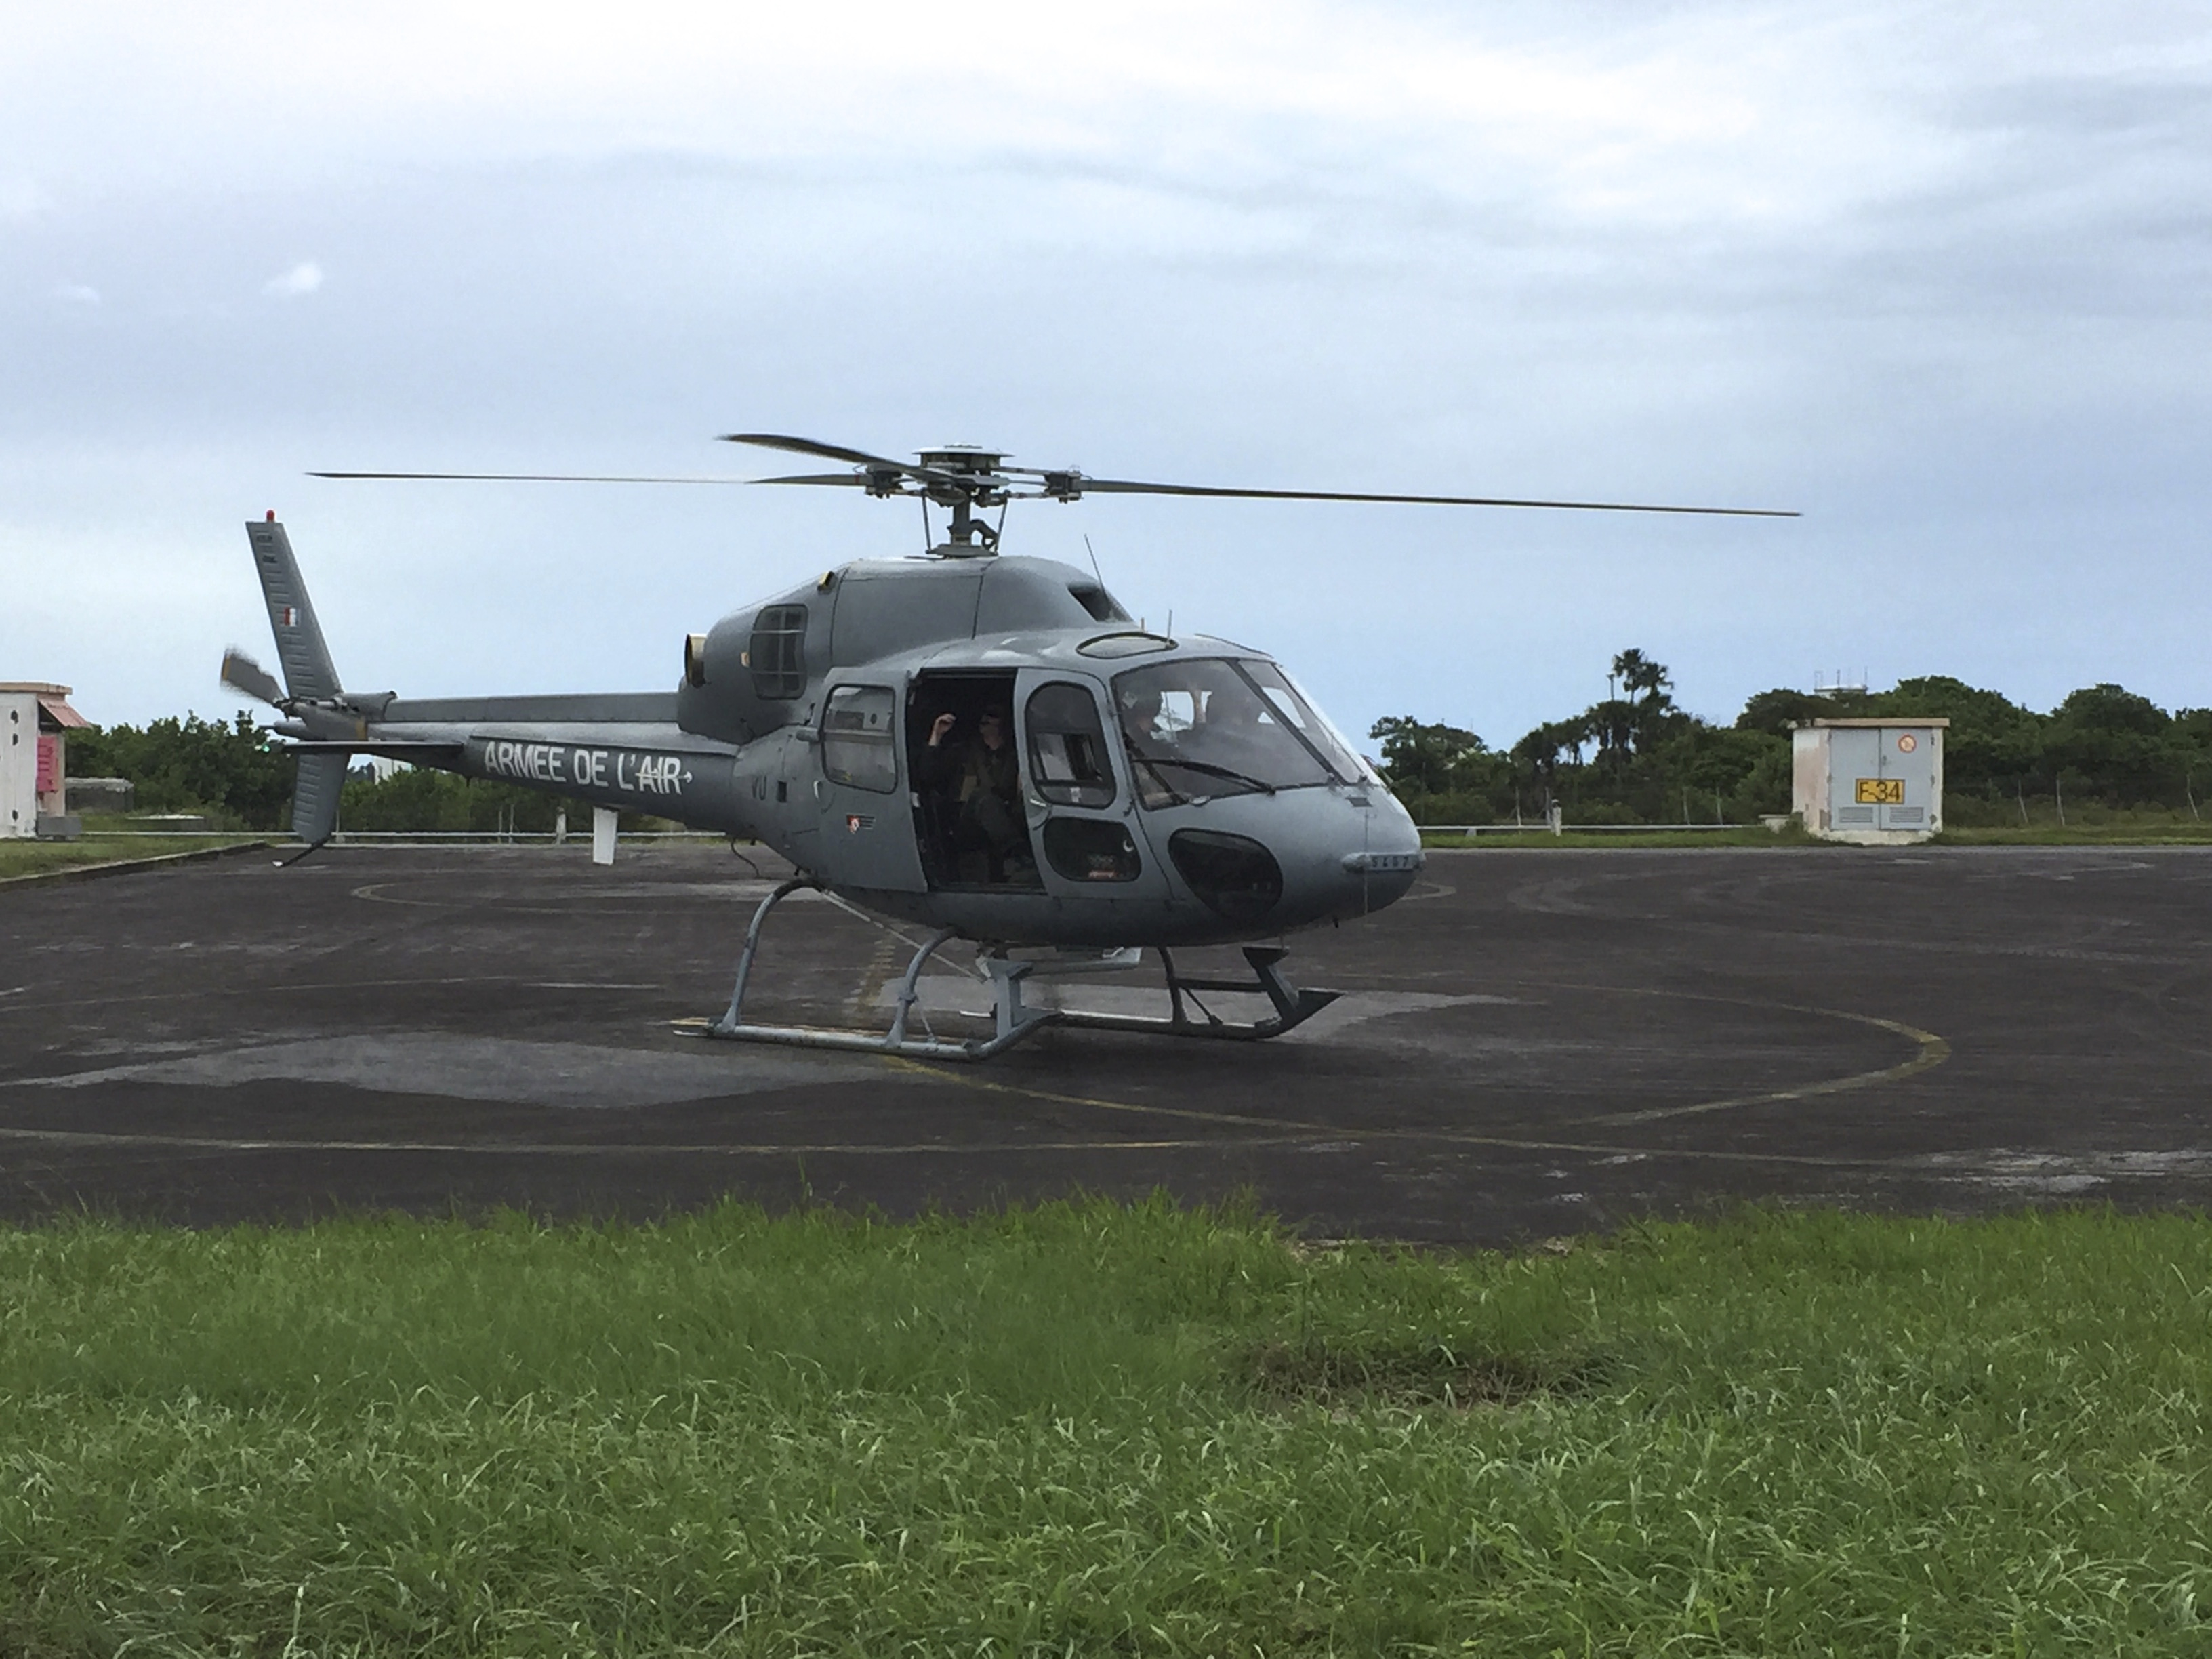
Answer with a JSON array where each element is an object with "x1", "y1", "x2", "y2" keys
[{"x1": 224, "y1": 434, "x2": 1792, "y2": 1059}]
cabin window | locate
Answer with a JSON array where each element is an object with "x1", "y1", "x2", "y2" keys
[
  {"x1": 1042, "y1": 817, "x2": 1141, "y2": 882},
  {"x1": 1067, "y1": 583, "x2": 1130, "y2": 623},
  {"x1": 749, "y1": 605, "x2": 807, "y2": 700},
  {"x1": 1024, "y1": 681, "x2": 1117, "y2": 809},
  {"x1": 821, "y1": 684, "x2": 897, "y2": 792}
]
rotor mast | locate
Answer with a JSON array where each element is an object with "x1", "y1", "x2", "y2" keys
[{"x1": 911, "y1": 447, "x2": 1009, "y2": 556}]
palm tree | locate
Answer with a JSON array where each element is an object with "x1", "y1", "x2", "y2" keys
[
  {"x1": 1605, "y1": 649, "x2": 1674, "y2": 755},
  {"x1": 1612, "y1": 648, "x2": 1671, "y2": 708}
]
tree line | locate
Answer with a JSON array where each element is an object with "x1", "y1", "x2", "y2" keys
[
  {"x1": 64, "y1": 657, "x2": 2212, "y2": 832},
  {"x1": 1370, "y1": 652, "x2": 2212, "y2": 826},
  {"x1": 66, "y1": 716, "x2": 600, "y2": 833}
]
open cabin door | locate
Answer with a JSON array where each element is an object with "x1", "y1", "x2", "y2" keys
[
  {"x1": 814, "y1": 680, "x2": 927, "y2": 892},
  {"x1": 1015, "y1": 668, "x2": 1166, "y2": 903}
]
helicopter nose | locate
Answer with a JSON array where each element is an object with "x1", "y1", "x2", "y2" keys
[
  {"x1": 1337, "y1": 846, "x2": 1423, "y2": 912},
  {"x1": 1332, "y1": 793, "x2": 1425, "y2": 915}
]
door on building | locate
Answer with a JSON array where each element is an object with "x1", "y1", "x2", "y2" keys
[
  {"x1": 1875, "y1": 728, "x2": 1932, "y2": 834},
  {"x1": 1827, "y1": 726, "x2": 1883, "y2": 832}
]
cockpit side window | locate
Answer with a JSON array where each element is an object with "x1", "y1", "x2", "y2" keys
[
  {"x1": 747, "y1": 605, "x2": 807, "y2": 700},
  {"x1": 1025, "y1": 681, "x2": 1117, "y2": 808}
]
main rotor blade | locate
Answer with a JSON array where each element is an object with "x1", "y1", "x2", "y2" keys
[
  {"x1": 718, "y1": 433, "x2": 914, "y2": 470},
  {"x1": 220, "y1": 649, "x2": 284, "y2": 706},
  {"x1": 308, "y1": 471, "x2": 754, "y2": 485},
  {"x1": 750, "y1": 471, "x2": 879, "y2": 487},
  {"x1": 1071, "y1": 478, "x2": 1798, "y2": 516},
  {"x1": 718, "y1": 434, "x2": 971, "y2": 489}
]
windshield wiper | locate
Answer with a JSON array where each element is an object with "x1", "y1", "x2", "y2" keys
[{"x1": 1128, "y1": 754, "x2": 1278, "y2": 797}]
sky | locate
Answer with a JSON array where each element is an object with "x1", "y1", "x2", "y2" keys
[{"x1": 3, "y1": 1, "x2": 2209, "y2": 747}]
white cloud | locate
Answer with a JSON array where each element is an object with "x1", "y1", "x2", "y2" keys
[
  {"x1": 262, "y1": 260, "x2": 323, "y2": 298},
  {"x1": 52, "y1": 282, "x2": 100, "y2": 304}
]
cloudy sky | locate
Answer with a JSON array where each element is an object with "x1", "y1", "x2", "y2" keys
[{"x1": 4, "y1": 1, "x2": 2208, "y2": 745}]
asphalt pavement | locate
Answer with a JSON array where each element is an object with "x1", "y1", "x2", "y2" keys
[{"x1": 1, "y1": 842, "x2": 2206, "y2": 1243}]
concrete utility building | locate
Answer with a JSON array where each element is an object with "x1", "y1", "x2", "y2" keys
[
  {"x1": 1793, "y1": 718, "x2": 1946, "y2": 844},
  {"x1": 1, "y1": 682, "x2": 89, "y2": 840}
]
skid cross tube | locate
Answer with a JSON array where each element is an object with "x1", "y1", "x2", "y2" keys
[
  {"x1": 694, "y1": 882, "x2": 1338, "y2": 1058},
  {"x1": 702, "y1": 878, "x2": 1057, "y2": 1061},
  {"x1": 1037, "y1": 945, "x2": 1340, "y2": 1042}
]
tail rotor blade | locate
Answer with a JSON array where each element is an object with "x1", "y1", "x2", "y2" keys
[{"x1": 220, "y1": 649, "x2": 285, "y2": 707}]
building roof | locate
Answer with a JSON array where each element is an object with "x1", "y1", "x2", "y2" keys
[
  {"x1": 0, "y1": 684, "x2": 89, "y2": 730},
  {"x1": 1791, "y1": 717, "x2": 1949, "y2": 729}
]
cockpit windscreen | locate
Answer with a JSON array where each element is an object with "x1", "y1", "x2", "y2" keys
[{"x1": 1112, "y1": 658, "x2": 1355, "y2": 807}]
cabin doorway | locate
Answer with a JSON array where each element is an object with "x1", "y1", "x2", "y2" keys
[{"x1": 907, "y1": 670, "x2": 1038, "y2": 890}]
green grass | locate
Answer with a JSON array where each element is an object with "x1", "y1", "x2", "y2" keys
[
  {"x1": 3, "y1": 1203, "x2": 2210, "y2": 1655},
  {"x1": 1933, "y1": 823, "x2": 2212, "y2": 846},
  {"x1": 1423, "y1": 821, "x2": 2212, "y2": 849},
  {"x1": 1422, "y1": 826, "x2": 1810, "y2": 848},
  {"x1": 0, "y1": 834, "x2": 268, "y2": 880}
]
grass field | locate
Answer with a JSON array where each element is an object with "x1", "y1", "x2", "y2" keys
[
  {"x1": 0, "y1": 834, "x2": 270, "y2": 881},
  {"x1": 2, "y1": 1203, "x2": 2208, "y2": 1656},
  {"x1": 1933, "y1": 823, "x2": 2212, "y2": 846},
  {"x1": 1420, "y1": 822, "x2": 2212, "y2": 849},
  {"x1": 1421, "y1": 827, "x2": 1803, "y2": 849}
]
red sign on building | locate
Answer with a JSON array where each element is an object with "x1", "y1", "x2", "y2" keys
[{"x1": 35, "y1": 735, "x2": 58, "y2": 796}]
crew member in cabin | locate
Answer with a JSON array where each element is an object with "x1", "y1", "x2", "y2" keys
[{"x1": 915, "y1": 705, "x2": 1037, "y2": 886}]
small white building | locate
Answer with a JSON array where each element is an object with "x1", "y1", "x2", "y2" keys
[
  {"x1": 1792, "y1": 718, "x2": 1947, "y2": 844},
  {"x1": 1, "y1": 682, "x2": 91, "y2": 840}
]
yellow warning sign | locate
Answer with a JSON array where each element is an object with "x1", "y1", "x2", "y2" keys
[{"x1": 1856, "y1": 777, "x2": 1904, "y2": 805}]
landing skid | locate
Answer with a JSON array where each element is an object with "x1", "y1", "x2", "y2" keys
[{"x1": 676, "y1": 877, "x2": 1340, "y2": 1061}]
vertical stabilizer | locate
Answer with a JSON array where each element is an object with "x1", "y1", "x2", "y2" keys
[
  {"x1": 290, "y1": 751, "x2": 347, "y2": 846},
  {"x1": 245, "y1": 518, "x2": 342, "y2": 702}
]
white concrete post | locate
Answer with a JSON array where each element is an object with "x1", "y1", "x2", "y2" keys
[
  {"x1": 0, "y1": 692, "x2": 34, "y2": 840},
  {"x1": 592, "y1": 806, "x2": 618, "y2": 866}
]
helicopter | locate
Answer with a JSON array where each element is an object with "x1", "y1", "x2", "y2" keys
[{"x1": 222, "y1": 433, "x2": 1793, "y2": 1060}]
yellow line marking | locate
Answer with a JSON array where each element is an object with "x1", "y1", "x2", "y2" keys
[
  {"x1": 0, "y1": 979, "x2": 1951, "y2": 1170},
  {"x1": 878, "y1": 981, "x2": 1954, "y2": 1166},
  {"x1": 1555, "y1": 993, "x2": 1953, "y2": 1125}
]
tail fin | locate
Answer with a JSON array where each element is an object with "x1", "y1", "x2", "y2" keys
[
  {"x1": 289, "y1": 750, "x2": 348, "y2": 846},
  {"x1": 245, "y1": 516, "x2": 342, "y2": 702},
  {"x1": 247, "y1": 516, "x2": 348, "y2": 856}
]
